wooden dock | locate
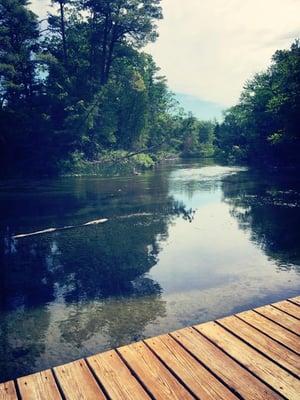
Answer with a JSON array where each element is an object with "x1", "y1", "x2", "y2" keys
[{"x1": 1, "y1": 296, "x2": 300, "y2": 400}]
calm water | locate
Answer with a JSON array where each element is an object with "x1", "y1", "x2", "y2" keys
[{"x1": 0, "y1": 160, "x2": 300, "y2": 382}]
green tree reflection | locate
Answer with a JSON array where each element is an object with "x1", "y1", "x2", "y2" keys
[{"x1": 222, "y1": 170, "x2": 300, "y2": 270}]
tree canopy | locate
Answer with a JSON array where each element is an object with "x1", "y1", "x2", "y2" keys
[
  {"x1": 1, "y1": 1, "x2": 298, "y2": 177},
  {"x1": 0, "y1": 0, "x2": 216, "y2": 177},
  {"x1": 216, "y1": 40, "x2": 300, "y2": 167}
]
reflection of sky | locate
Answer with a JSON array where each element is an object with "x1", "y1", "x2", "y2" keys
[
  {"x1": 171, "y1": 189, "x2": 221, "y2": 209},
  {"x1": 169, "y1": 166, "x2": 244, "y2": 208},
  {"x1": 1, "y1": 163, "x2": 300, "y2": 382},
  {"x1": 149, "y1": 166, "x2": 300, "y2": 302}
]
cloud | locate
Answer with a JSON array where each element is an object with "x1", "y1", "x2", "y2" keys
[
  {"x1": 30, "y1": 0, "x2": 300, "y2": 106},
  {"x1": 29, "y1": 0, "x2": 51, "y2": 18},
  {"x1": 146, "y1": 0, "x2": 300, "y2": 106}
]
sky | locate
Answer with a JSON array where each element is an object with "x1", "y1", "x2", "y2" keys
[{"x1": 30, "y1": 0, "x2": 300, "y2": 119}]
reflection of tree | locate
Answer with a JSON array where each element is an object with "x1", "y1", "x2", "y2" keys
[
  {"x1": 54, "y1": 197, "x2": 193, "y2": 303},
  {"x1": 0, "y1": 233, "x2": 56, "y2": 310},
  {"x1": 1, "y1": 171, "x2": 194, "y2": 309},
  {"x1": 0, "y1": 307, "x2": 50, "y2": 382},
  {"x1": 222, "y1": 170, "x2": 300, "y2": 270},
  {"x1": 0, "y1": 169, "x2": 193, "y2": 379},
  {"x1": 59, "y1": 288, "x2": 166, "y2": 350}
]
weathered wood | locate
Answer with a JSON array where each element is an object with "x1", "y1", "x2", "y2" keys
[
  {"x1": 218, "y1": 315, "x2": 300, "y2": 376},
  {"x1": 255, "y1": 305, "x2": 300, "y2": 335},
  {"x1": 272, "y1": 300, "x2": 300, "y2": 319},
  {"x1": 54, "y1": 359, "x2": 106, "y2": 400},
  {"x1": 289, "y1": 296, "x2": 300, "y2": 306},
  {"x1": 17, "y1": 370, "x2": 62, "y2": 400},
  {"x1": 118, "y1": 341, "x2": 193, "y2": 400},
  {"x1": 171, "y1": 327, "x2": 281, "y2": 400},
  {"x1": 0, "y1": 381, "x2": 17, "y2": 400},
  {"x1": 145, "y1": 334, "x2": 238, "y2": 400},
  {"x1": 87, "y1": 350, "x2": 150, "y2": 400},
  {"x1": 196, "y1": 321, "x2": 300, "y2": 400},
  {"x1": 237, "y1": 310, "x2": 300, "y2": 354},
  {"x1": 1, "y1": 296, "x2": 299, "y2": 400}
]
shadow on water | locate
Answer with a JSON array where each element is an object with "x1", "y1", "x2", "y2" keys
[
  {"x1": 222, "y1": 169, "x2": 300, "y2": 271},
  {"x1": 0, "y1": 168, "x2": 193, "y2": 381},
  {"x1": 0, "y1": 161, "x2": 300, "y2": 381}
]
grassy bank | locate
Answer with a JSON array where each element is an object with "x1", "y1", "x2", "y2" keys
[{"x1": 61, "y1": 150, "x2": 179, "y2": 177}]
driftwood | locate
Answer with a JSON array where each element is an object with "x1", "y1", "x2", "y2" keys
[
  {"x1": 88, "y1": 144, "x2": 160, "y2": 165},
  {"x1": 13, "y1": 218, "x2": 108, "y2": 239}
]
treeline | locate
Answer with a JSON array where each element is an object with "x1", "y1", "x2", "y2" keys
[
  {"x1": 216, "y1": 40, "x2": 300, "y2": 167},
  {"x1": 0, "y1": 0, "x2": 215, "y2": 177}
]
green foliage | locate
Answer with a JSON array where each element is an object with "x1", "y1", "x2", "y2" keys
[
  {"x1": 0, "y1": 0, "x2": 216, "y2": 177},
  {"x1": 62, "y1": 150, "x2": 155, "y2": 175},
  {"x1": 216, "y1": 40, "x2": 300, "y2": 167}
]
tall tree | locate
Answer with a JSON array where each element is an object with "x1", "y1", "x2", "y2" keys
[
  {"x1": 217, "y1": 40, "x2": 300, "y2": 167},
  {"x1": 81, "y1": 0, "x2": 162, "y2": 85},
  {"x1": 0, "y1": 0, "x2": 42, "y2": 176},
  {"x1": 50, "y1": 0, "x2": 69, "y2": 65},
  {"x1": 0, "y1": 0, "x2": 40, "y2": 107}
]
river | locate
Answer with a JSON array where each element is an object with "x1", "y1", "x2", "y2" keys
[{"x1": 0, "y1": 159, "x2": 299, "y2": 381}]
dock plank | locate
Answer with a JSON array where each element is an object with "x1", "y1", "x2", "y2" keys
[
  {"x1": 145, "y1": 334, "x2": 238, "y2": 400},
  {"x1": 1, "y1": 295, "x2": 300, "y2": 400},
  {"x1": 118, "y1": 341, "x2": 194, "y2": 400},
  {"x1": 196, "y1": 321, "x2": 300, "y2": 400},
  {"x1": 255, "y1": 305, "x2": 300, "y2": 334},
  {"x1": 18, "y1": 370, "x2": 62, "y2": 400},
  {"x1": 218, "y1": 315, "x2": 300, "y2": 376},
  {"x1": 289, "y1": 296, "x2": 300, "y2": 306},
  {"x1": 0, "y1": 381, "x2": 17, "y2": 400},
  {"x1": 237, "y1": 310, "x2": 300, "y2": 354},
  {"x1": 171, "y1": 327, "x2": 281, "y2": 400},
  {"x1": 54, "y1": 359, "x2": 106, "y2": 400},
  {"x1": 272, "y1": 300, "x2": 300, "y2": 319},
  {"x1": 87, "y1": 350, "x2": 150, "y2": 400}
]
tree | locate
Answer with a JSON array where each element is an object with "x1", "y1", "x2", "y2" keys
[
  {"x1": 0, "y1": 0, "x2": 217, "y2": 177},
  {"x1": 217, "y1": 40, "x2": 300, "y2": 167},
  {"x1": 81, "y1": 0, "x2": 162, "y2": 85},
  {"x1": 0, "y1": 0, "x2": 43, "y2": 175},
  {"x1": 49, "y1": 0, "x2": 69, "y2": 65},
  {"x1": 0, "y1": 0, "x2": 40, "y2": 107}
]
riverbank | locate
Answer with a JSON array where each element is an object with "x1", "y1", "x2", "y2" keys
[{"x1": 61, "y1": 150, "x2": 181, "y2": 177}]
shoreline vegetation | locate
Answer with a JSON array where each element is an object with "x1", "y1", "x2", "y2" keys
[
  {"x1": 0, "y1": 1, "x2": 299, "y2": 178},
  {"x1": 0, "y1": 0, "x2": 216, "y2": 178},
  {"x1": 61, "y1": 150, "x2": 177, "y2": 176}
]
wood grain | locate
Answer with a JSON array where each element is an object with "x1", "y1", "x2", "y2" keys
[
  {"x1": 1, "y1": 296, "x2": 299, "y2": 400},
  {"x1": 0, "y1": 381, "x2": 17, "y2": 400},
  {"x1": 118, "y1": 341, "x2": 193, "y2": 400},
  {"x1": 255, "y1": 305, "x2": 300, "y2": 334},
  {"x1": 87, "y1": 350, "x2": 150, "y2": 400},
  {"x1": 289, "y1": 296, "x2": 300, "y2": 306},
  {"x1": 218, "y1": 315, "x2": 300, "y2": 376},
  {"x1": 272, "y1": 300, "x2": 300, "y2": 319},
  {"x1": 237, "y1": 309, "x2": 300, "y2": 354},
  {"x1": 17, "y1": 370, "x2": 62, "y2": 400},
  {"x1": 171, "y1": 327, "x2": 281, "y2": 400},
  {"x1": 145, "y1": 334, "x2": 238, "y2": 400},
  {"x1": 196, "y1": 321, "x2": 300, "y2": 400},
  {"x1": 54, "y1": 359, "x2": 106, "y2": 400}
]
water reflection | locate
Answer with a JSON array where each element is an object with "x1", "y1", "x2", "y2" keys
[
  {"x1": 222, "y1": 170, "x2": 300, "y2": 270},
  {"x1": 0, "y1": 161, "x2": 300, "y2": 382},
  {"x1": 0, "y1": 169, "x2": 193, "y2": 380}
]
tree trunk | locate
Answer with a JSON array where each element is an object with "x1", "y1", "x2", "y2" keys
[
  {"x1": 100, "y1": 14, "x2": 109, "y2": 85},
  {"x1": 103, "y1": 25, "x2": 116, "y2": 85},
  {"x1": 59, "y1": 1, "x2": 67, "y2": 65}
]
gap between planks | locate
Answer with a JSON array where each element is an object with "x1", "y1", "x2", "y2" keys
[{"x1": 1, "y1": 296, "x2": 299, "y2": 400}]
